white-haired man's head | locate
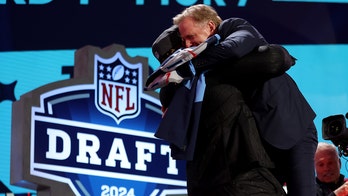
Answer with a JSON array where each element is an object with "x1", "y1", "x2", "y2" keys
[{"x1": 315, "y1": 142, "x2": 341, "y2": 183}]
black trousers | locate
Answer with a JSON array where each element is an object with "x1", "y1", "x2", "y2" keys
[{"x1": 263, "y1": 122, "x2": 318, "y2": 196}]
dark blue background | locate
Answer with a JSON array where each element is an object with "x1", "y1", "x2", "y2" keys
[{"x1": 0, "y1": 1, "x2": 347, "y2": 52}]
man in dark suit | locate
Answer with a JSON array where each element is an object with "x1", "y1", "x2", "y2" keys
[
  {"x1": 151, "y1": 4, "x2": 318, "y2": 196},
  {"x1": 248, "y1": 73, "x2": 318, "y2": 196},
  {"x1": 189, "y1": 23, "x2": 318, "y2": 196}
]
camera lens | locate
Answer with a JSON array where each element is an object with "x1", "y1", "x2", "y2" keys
[{"x1": 328, "y1": 120, "x2": 343, "y2": 136}]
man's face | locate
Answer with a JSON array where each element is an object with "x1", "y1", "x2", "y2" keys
[
  {"x1": 315, "y1": 151, "x2": 341, "y2": 183},
  {"x1": 178, "y1": 17, "x2": 214, "y2": 48}
]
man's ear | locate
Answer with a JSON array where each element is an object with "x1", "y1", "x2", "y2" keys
[{"x1": 208, "y1": 21, "x2": 216, "y2": 33}]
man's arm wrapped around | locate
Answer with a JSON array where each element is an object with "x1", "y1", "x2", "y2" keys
[{"x1": 149, "y1": 21, "x2": 296, "y2": 108}]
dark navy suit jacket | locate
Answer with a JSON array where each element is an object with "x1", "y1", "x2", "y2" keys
[
  {"x1": 192, "y1": 17, "x2": 316, "y2": 150},
  {"x1": 249, "y1": 73, "x2": 316, "y2": 149},
  {"x1": 156, "y1": 17, "x2": 316, "y2": 159}
]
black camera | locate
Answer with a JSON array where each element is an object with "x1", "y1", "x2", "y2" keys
[{"x1": 322, "y1": 113, "x2": 348, "y2": 156}]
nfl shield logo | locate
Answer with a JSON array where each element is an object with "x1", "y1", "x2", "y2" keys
[{"x1": 94, "y1": 52, "x2": 141, "y2": 124}]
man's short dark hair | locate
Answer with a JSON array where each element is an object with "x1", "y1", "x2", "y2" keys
[{"x1": 152, "y1": 25, "x2": 182, "y2": 63}]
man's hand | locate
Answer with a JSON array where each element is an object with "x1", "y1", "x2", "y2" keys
[
  {"x1": 145, "y1": 34, "x2": 220, "y2": 91},
  {"x1": 160, "y1": 34, "x2": 220, "y2": 73},
  {"x1": 160, "y1": 47, "x2": 197, "y2": 72},
  {"x1": 144, "y1": 70, "x2": 184, "y2": 91},
  {"x1": 334, "y1": 181, "x2": 348, "y2": 196}
]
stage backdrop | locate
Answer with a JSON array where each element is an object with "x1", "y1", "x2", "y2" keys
[{"x1": 1, "y1": 0, "x2": 348, "y2": 194}]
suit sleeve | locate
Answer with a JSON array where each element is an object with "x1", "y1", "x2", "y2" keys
[
  {"x1": 192, "y1": 18, "x2": 268, "y2": 72},
  {"x1": 192, "y1": 18, "x2": 293, "y2": 77}
]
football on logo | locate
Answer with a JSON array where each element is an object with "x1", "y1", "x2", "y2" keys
[{"x1": 112, "y1": 65, "x2": 124, "y2": 81}]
